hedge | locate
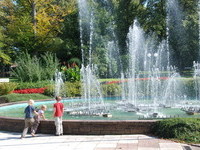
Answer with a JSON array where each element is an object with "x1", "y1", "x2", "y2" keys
[{"x1": 152, "y1": 118, "x2": 200, "y2": 143}]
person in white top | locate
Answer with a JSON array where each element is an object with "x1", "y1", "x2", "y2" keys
[{"x1": 31, "y1": 105, "x2": 47, "y2": 136}]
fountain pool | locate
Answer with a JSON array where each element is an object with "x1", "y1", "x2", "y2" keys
[{"x1": 0, "y1": 97, "x2": 200, "y2": 120}]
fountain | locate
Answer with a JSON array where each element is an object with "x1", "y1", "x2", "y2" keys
[
  {"x1": 119, "y1": 19, "x2": 183, "y2": 118},
  {"x1": 70, "y1": 0, "x2": 194, "y2": 119},
  {"x1": 54, "y1": 71, "x2": 65, "y2": 97},
  {"x1": 2, "y1": 0, "x2": 200, "y2": 136},
  {"x1": 1, "y1": 0, "x2": 200, "y2": 121}
]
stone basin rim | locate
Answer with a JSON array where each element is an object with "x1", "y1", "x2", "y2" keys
[{"x1": 0, "y1": 100, "x2": 157, "y2": 135}]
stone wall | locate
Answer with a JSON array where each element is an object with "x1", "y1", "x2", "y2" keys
[{"x1": 0, "y1": 116, "x2": 157, "y2": 135}]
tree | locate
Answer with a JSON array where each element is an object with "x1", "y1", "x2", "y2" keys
[
  {"x1": 0, "y1": 0, "x2": 77, "y2": 56},
  {"x1": 115, "y1": 0, "x2": 146, "y2": 55},
  {"x1": 168, "y1": 0, "x2": 198, "y2": 70},
  {"x1": 56, "y1": 8, "x2": 81, "y2": 64},
  {"x1": 140, "y1": 0, "x2": 166, "y2": 39}
]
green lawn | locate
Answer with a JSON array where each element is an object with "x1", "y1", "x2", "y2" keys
[{"x1": 0, "y1": 93, "x2": 52, "y2": 103}]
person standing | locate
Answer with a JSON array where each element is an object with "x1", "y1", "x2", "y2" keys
[
  {"x1": 53, "y1": 96, "x2": 64, "y2": 136},
  {"x1": 21, "y1": 99, "x2": 38, "y2": 138}
]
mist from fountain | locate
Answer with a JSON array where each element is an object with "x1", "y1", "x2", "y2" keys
[
  {"x1": 193, "y1": 0, "x2": 200, "y2": 102},
  {"x1": 122, "y1": 18, "x2": 184, "y2": 116},
  {"x1": 77, "y1": 0, "x2": 120, "y2": 116},
  {"x1": 54, "y1": 71, "x2": 65, "y2": 97}
]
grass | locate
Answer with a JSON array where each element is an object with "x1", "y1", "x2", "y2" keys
[{"x1": 0, "y1": 93, "x2": 52, "y2": 103}]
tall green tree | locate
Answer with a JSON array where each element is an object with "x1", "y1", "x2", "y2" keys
[
  {"x1": 56, "y1": 8, "x2": 81, "y2": 64},
  {"x1": 140, "y1": 0, "x2": 166, "y2": 39},
  {"x1": 115, "y1": 0, "x2": 146, "y2": 55},
  {"x1": 179, "y1": 0, "x2": 199, "y2": 69},
  {"x1": 167, "y1": 0, "x2": 198, "y2": 70},
  {"x1": 0, "y1": 0, "x2": 76, "y2": 57}
]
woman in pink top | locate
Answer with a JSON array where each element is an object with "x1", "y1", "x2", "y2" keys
[{"x1": 53, "y1": 96, "x2": 64, "y2": 136}]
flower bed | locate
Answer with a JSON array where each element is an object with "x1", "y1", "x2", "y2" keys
[{"x1": 13, "y1": 88, "x2": 46, "y2": 94}]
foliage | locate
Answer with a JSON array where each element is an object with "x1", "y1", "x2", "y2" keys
[
  {"x1": 0, "y1": 0, "x2": 199, "y2": 74},
  {"x1": 65, "y1": 81, "x2": 81, "y2": 97},
  {"x1": 0, "y1": 93, "x2": 51, "y2": 103},
  {"x1": 43, "y1": 81, "x2": 81, "y2": 97},
  {"x1": 41, "y1": 52, "x2": 60, "y2": 80},
  {"x1": 11, "y1": 52, "x2": 59, "y2": 82},
  {"x1": 153, "y1": 118, "x2": 200, "y2": 143},
  {"x1": 61, "y1": 63, "x2": 81, "y2": 82},
  {"x1": 0, "y1": 50, "x2": 11, "y2": 64},
  {"x1": 56, "y1": 10, "x2": 81, "y2": 63},
  {"x1": 101, "y1": 83, "x2": 121, "y2": 96},
  {"x1": 0, "y1": 82, "x2": 18, "y2": 95},
  {"x1": 181, "y1": 78, "x2": 196, "y2": 98},
  {"x1": 43, "y1": 84, "x2": 55, "y2": 97},
  {"x1": 0, "y1": 0, "x2": 77, "y2": 56},
  {"x1": 140, "y1": 0, "x2": 166, "y2": 39},
  {"x1": 115, "y1": 0, "x2": 146, "y2": 55},
  {"x1": 15, "y1": 80, "x2": 51, "y2": 89}
]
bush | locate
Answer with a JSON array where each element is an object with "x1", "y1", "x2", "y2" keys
[
  {"x1": 43, "y1": 85, "x2": 55, "y2": 97},
  {"x1": 65, "y1": 82, "x2": 81, "y2": 97},
  {"x1": 101, "y1": 83, "x2": 121, "y2": 96},
  {"x1": 61, "y1": 64, "x2": 80, "y2": 82},
  {"x1": 182, "y1": 78, "x2": 196, "y2": 98},
  {"x1": 153, "y1": 118, "x2": 200, "y2": 143},
  {"x1": 15, "y1": 81, "x2": 51, "y2": 89},
  {"x1": 0, "y1": 82, "x2": 18, "y2": 95},
  {"x1": 43, "y1": 81, "x2": 81, "y2": 97},
  {"x1": 11, "y1": 52, "x2": 59, "y2": 82}
]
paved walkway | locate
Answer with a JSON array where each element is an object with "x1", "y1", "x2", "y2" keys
[{"x1": 0, "y1": 131, "x2": 199, "y2": 150}]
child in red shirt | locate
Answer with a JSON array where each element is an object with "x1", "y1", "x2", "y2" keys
[{"x1": 53, "y1": 96, "x2": 64, "y2": 136}]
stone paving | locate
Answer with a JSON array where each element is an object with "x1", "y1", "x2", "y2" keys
[{"x1": 0, "y1": 131, "x2": 199, "y2": 150}]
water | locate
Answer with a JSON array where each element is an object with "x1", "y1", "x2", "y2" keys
[
  {"x1": 44, "y1": 0, "x2": 200, "y2": 118},
  {"x1": 80, "y1": 65, "x2": 105, "y2": 113},
  {"x1": 78, "y1": 0, "x2": 122, "y2": 114},
  {"x1": 193, "y1": 0, "x2": 200, "y2": 101},
  {"x1": 54, "y1": 71, "x2": 65, "y2": 97},
  {"x1": 122, "y1": 19, "x2": 183, "y2": 114},
  {"x1": 1, "y1": 98, "x2": 200, "y2": 120}
]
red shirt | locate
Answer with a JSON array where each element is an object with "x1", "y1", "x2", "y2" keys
[{"x1": 53, "y1": 102, "x2": 64, "y2": 117}]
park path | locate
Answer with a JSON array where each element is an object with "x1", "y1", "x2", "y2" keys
[{"x1": 0, "y1": 131, "x2": 199, "y2": 150}]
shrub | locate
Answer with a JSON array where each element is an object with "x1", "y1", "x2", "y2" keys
[
  {"x1": 65, "y1": 82, "x2": 81, "y2": 97},
  {"x1": 0, "y1": 82, "x2": 18, "y2": 95},
  {"x1": 43, "y1": 85, "x2": 55, "y2": 97},
  {"x1": 153, "y1": 118, "x2": 200, "y2": 143},
  {"x1": 11, "y1": 52, "x2": 59, "y2": 82},
  {"x1": 0, "y1": 96, "x2": 9, "y2": 103},
  {"x1": 182, "y1": 78, "x2": 196, "y2": 98},
  {"x1": 101, "y1": 83, "x2": 121, "y2": 96},
  {"x1": 61, "y1": 64, "x2": 80, "y2": 82},
  {"x1": 43, "y1": 81, "x2": 81, "y2": 97},
  {"x1": 15, "y1": 81, "x2": 51, "y2": 89}
]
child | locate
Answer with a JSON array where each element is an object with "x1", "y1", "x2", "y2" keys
[
  {"x1": 21, "y1": 99, "x2": 38, "y2": 139},
  {"x1": 53, "y1": 96, "x2": 64, "y2": 136},
  {"x1": 31, "y1": 105, "x2": 47, "y2": 136}
]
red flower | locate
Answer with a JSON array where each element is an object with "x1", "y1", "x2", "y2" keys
[{"x1": 13, "y1": 88, "x2": 46, "y2": 94}]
